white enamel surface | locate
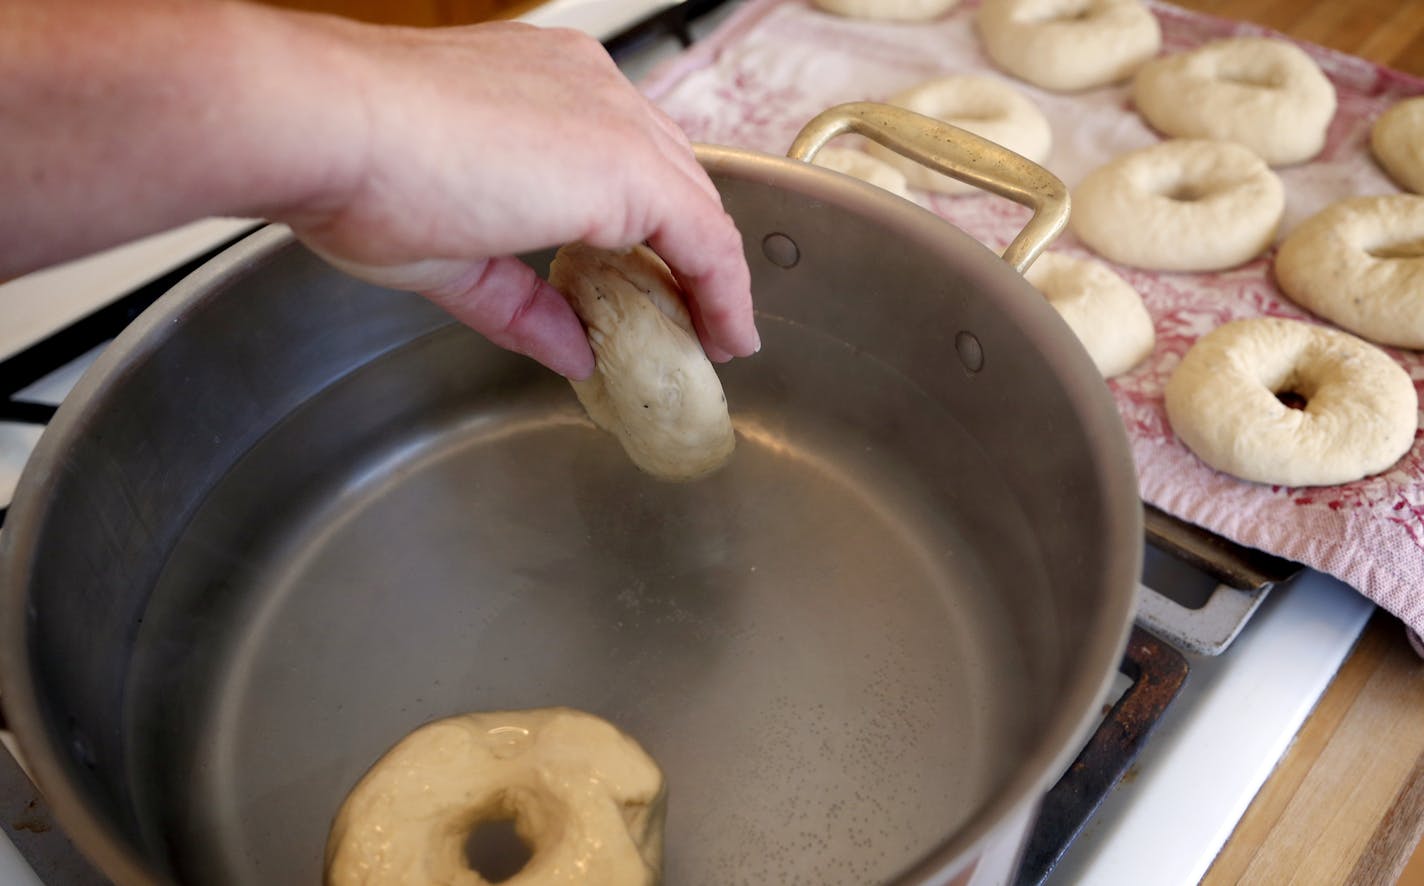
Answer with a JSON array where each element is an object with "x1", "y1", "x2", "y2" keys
[
  {"x1": 0, "y1": 218, "x2": 256, "y2": 362},
  {"x1": 518, "y1": 0, "x2": 677, "y2": 37},
  {"x1": 1050, "y1": 572, "x2": 1373, "y2": 884},
  {"x1": 0, "y1": 830, "x2": 43, "y2": 886}
]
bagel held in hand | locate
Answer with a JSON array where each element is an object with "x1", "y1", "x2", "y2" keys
[
  {"x1": 326, "y1": 708, "x2": 666, "y2": 886},
  {"x1": 1165, "y1": 318, "x2": 1416, "y2": 487},
  {"x1": 552, "y1": 244, "x2": 737, "y2": 481}
]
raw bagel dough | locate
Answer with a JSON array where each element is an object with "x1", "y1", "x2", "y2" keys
[
  {"x1": 976, "y1": 0, "x2": 1161, "y2": 92},
  {"x1": 1371, "y1": 97, "x2": 1424, "y2": 195},
  {"x1": 325, "y1": 708, "x2": 667, "y2": 886},
  {"x1": 1025, "y1": 252, "x2": 1155, "y2": 377},
  {"x1": 1274, "y1": 195, "x2": 1424, "y2": 349},
  {"x1": 863, "y1": 75, "x2": 1053, "y2": 195},
  {"x1": 551, "y1": 243, "x2": 735, "y2": 481},
  {"x1": 811, "y1": 0, "x2": 960, "y2": 22},
  {"x1": 1070, "y1": 138, "x2": 1285, "y2": 272},
  {"x1": 810, "y1": 146, "x2": 914, "y2": 201},
  {"x1": 1164, "y1": 317, "x2": 1417, "y2": 487},
  {"x1": 1132, "y1": 37, "x2": 1337, "y2": 166}
]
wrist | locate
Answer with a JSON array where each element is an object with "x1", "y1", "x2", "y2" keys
[
  {"x1": 0, "y1": 0, "x2": 376, "y2": 275},
  {"x1": 212, "y1": 1, "x2": 373, "y2": 227}
]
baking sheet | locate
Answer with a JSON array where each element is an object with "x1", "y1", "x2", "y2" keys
[{"x1": 639, "y1": 0, "x2": 1424, "y2": 641}]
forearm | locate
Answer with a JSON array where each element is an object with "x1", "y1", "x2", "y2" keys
[
  {"x1": 0, "y1": 0, "x2": 363, "y2": 277},
  {"x1": 0, "y1": 3, "x2": 757, "y2": 374}
]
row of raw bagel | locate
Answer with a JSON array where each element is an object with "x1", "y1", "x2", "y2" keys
[
  {"x1": 812, "y1": 0, "x2": 1424, "y2": 193},
  {"x1": 811, "y1": 95, "x2": 1420, "y2": 490},
  {"x1": 814, "y1": 0, "x2": 1337, "y2": 166},
  {"x1": 799, "y1": 4, "x2": 1422, "y2": 489},
  {"x1": 814, "y1": 0, "x2": 1159, "y2": 92},
  {"x1": 1063, "y1": 181, "x2": 1421, "y2": 488}
]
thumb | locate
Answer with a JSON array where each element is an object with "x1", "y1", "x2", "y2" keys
[
  {"x1": 422, "y1": 256, "x2": 595, "y2": 380},
  {"x1": 308, "y1": 248, "x2": 596, "y2": 380}
]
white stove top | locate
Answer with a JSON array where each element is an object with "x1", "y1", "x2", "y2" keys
[
  {"x1": 0, "y1": 3, "x2": 1375, "y2": 884},
  {"x1": 1059, "y1": 575, "x2": 1370, "y2": 883}
]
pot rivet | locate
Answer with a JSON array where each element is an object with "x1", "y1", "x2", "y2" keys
[
  {"x1": 955, "y1": 331, "x2": 984, "y2": 373},
  {"x1": 762, "y1": 233, "x2": 800, "y2": 269}
]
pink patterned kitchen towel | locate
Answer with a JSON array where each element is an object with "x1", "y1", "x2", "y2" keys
[{"x1": 640, "y1": 0, "x2": 1424, "y2": 645}]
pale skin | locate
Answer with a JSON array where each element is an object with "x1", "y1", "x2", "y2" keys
[{"x1": 0, "y1": 0, "x2": 759, "y2": 379}]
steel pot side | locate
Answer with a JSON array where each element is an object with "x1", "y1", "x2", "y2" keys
[
  {"x1": 0, "y1": 145, "x2": 1140, "y2": 885},
  {"x1": 702, "y1": 145, "x2": 1140, "y2": 882}
]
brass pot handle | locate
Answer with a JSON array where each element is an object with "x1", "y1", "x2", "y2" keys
[{"x1": 787, "y1": 101, "x2": 1069, "y2": 275}]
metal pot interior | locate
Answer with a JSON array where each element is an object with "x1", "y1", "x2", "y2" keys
[{"x1": 0, "y1": 147, "x2": 1140, "y2": 885}]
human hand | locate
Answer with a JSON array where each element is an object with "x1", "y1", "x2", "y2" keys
[{"x1": 282, "y1": 20, "x2": 758, "y2": 379}]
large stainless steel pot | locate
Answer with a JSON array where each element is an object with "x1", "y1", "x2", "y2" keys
[{"x1": 0, "y1": 105, "x2": 1140, "y2": 885}]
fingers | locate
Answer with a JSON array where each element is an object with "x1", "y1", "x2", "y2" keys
[
  {"x1": 643, "y1": 187, "x2": 760, "y2": 359},
  {"x1": 302, "y1": 245, "x2": 595, "y2": 379},
  {"x1": 648, "y1": 105, "x2": 694, "y2": 152},
  {"x1": 688, "y1": 303, "x2": 735, "y2": 363},
  {"x1": 633, "y1": 106, "x2": 759, "y2": 358},
  {"x1": 291, "y1": 20, "x2": 756, "y2": 373},
  {"x1": 645, "y1": 107, "x2": 721, "y2": 202},
  {"x1": 579, "y1": 104, "x2": 757, "y2": 360},
  {"x1": 422, "y1": 256, "x2": 596, "y2": 380}
]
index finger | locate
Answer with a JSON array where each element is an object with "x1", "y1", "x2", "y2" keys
[{"x1": 644, "y1": 177, "x2": 760, "y2": 358}]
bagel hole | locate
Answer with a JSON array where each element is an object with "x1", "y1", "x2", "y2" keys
[
  {"x1": 945, "y1": 107, "x2": 1002, "y2": 124},
  {"x1": 1366, "y1": 235, "x2": 1424, "y2": 260},
  {"x1": 1275, "y1": 390, "x2": 1309, "y2": 410},
  {"x1": 465, "y1": 817, "x2": 533, "y2": 883},
  {"x1": 1160, "y1": 182, "x2": 1213, "y2": 202},
  {"x1": 1216, "y1": 64, "x2": 1283, "y2": 89}
]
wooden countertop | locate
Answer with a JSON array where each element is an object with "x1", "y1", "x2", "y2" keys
[
  {"x1": 1201, "y1": 612, "x2": 1424, "y2": 884},
  {"x1": 1173, "y1": 0, "x2": 1424, "y2": 78}
]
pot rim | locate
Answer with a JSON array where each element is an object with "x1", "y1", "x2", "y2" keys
[
  {"x1": 0, "y1": 223, "x2": 302, "y2": 886},
  {"x1": 0, "y1": 144, "x2": 1141, "y2": 884}
]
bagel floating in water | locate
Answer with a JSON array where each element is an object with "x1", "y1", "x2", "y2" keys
[
  {"x1": 325, "y1": 708, "x2": 667, "y2": 886},
  {"x1": 551, "y1": 243, "x2": 735, "y2": 481}
]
